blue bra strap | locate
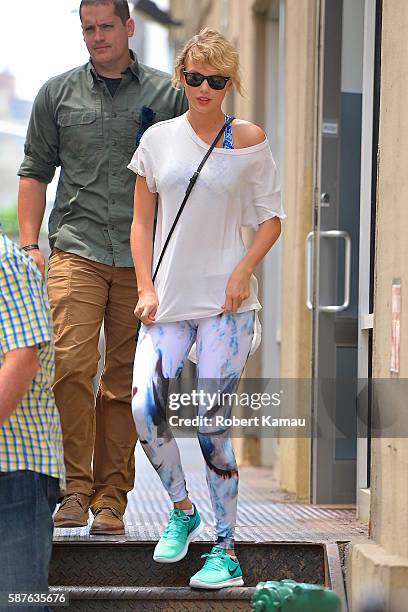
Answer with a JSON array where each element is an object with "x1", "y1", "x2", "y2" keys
[{"x1": 223, "y1": 114, "x2": 234, "y2": 149}]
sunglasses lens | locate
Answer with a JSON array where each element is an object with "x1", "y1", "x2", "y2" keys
[
  {"x1": 208, "y1": 76, "x2": 228, "y2": 90},
  {"x1": 184, "y1": 72, "x2": 229, "y2": 90},
  {"x1": 185, "y1": 73, "x2": 203, "y2": 87}
]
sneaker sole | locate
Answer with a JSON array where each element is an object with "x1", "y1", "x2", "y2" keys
[
  {"x1": 189, "y1": 576, "x2": 244, "y2": 589},
  {"x1": 153, "y1": 521, "x2": 203, "y2": 563}
]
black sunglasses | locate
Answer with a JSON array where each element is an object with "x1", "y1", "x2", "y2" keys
[{"x1": 182, "y1": 71, "x2": 230, "y2": 90}]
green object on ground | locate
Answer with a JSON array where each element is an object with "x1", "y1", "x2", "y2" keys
[{"x1": 251, "y1": 579, "x2": 342, "y2": 611}]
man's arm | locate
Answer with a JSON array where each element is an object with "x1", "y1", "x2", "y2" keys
[
  {"x1": 0, "y1": 346, "x2": 39, "y2": 426},
  {"x1": 17, "y1": 81, "x2": 60, "y2": 275},
  {"x1": 18, "y1": 177, "x2": 47, "y2": 276}
]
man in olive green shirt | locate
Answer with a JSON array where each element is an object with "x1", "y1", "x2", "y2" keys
[{"x1": 17, "y1": 0, "x2": 187, "y2": 534}]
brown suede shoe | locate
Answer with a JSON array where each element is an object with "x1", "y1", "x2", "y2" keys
[
  {"x1": 54, "y1": 493, "x2": 90, "y2": 528},
  {"x1": 90, "y1": 508, "x2": 125, "y2": 535}
]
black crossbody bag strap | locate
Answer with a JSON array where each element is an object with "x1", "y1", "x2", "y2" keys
[{"x1": 151, "y1": 115, "x2": 234, "y2": 283}]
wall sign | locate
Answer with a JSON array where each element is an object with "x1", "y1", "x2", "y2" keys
[{"x1": 390, "y1": 279, "x2": 401, "y2": 374}]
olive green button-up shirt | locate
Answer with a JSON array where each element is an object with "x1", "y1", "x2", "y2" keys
[{"x1": 18, "y1": 53, "x2": 188, "y2": 267}]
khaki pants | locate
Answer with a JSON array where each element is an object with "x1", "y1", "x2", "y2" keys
[{"x1": 47, "y1": 248, "x2": 138, "y2": 515}]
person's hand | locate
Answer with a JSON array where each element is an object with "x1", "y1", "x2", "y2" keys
[
  {"x1": 134, "y1": 288, "x2": 159, "y2": 325},
  {"x1": 27, "y1": 249, "x2": 46, "y2": 278},
  {"x1": 222, "y1": 266, "x2": 251, "y2": 312}
]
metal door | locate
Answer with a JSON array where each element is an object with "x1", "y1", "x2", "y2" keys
[{"x1": 308, "y1": 0, "x2": 365, "y2": 504}]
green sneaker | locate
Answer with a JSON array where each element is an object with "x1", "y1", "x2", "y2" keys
[
  {"x1": 153, "y1": 505, "x2": 202, "y2": 563},
  {"x1": 189, "y1": 545, "x2": 244, "y2": 589}
]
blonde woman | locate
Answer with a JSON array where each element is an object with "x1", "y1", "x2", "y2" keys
[{"x1": 128, "y1": 28, "x2": 285, "y2": 589}]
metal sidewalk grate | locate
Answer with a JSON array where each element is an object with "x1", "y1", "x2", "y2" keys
[{"x1": 54, "y1": 439, "x2": 367, "y2": 544}]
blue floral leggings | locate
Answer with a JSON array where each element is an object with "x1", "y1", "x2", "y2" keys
[{"x1": 131, "y1": 311, "x2": 255, "y2": 550}]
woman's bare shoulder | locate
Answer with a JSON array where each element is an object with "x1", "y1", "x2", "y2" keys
[{"x1": 232, "y1": 119, "x2": 266, "y2": 148}]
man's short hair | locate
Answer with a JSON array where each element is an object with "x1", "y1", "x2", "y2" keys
[{"x1": 79, "y1": 0, "x2": 131, "y2": 25}]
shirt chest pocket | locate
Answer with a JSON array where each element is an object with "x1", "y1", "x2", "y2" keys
[
  {"x1": 57, "y1": 109, "x2": 103, "y2": 156},
  {"x1": 123, "y1": 108, "x2": 173, "y2": 160}
]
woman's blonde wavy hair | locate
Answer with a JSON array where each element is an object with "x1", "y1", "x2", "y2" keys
[{"x1": 172, "y1": 28, "x2": 243, "y2": 96}]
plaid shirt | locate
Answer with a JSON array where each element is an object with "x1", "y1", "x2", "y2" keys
[{"x1": 0, "y1": 229, "x2": 65, "y2": 488}]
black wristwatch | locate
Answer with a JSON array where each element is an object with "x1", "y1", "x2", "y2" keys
[{"x1": 22, "y1": 243, "x2": 40, "y2": 252}]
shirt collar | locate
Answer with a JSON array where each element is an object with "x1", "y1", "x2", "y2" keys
[
  {"x1": 128, "y1": 50, "x2": 140, "y2": 78},
  {"x1": 87, "y1": 49, "x2": 140, "y2": 87}
]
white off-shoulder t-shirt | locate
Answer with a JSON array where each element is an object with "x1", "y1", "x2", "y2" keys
[{"x1": 128, "y1": 113, "x2": 285, "y2": 355}]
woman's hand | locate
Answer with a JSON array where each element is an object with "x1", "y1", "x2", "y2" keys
[
  {"x1": 223, "y1": 265, "x2": 251, "y2": 312},
  {"x1": 222, "y1": 218, "x2": 282, "y2": 313},
  {"x1": 134, "y1": 288, "x2": 159, "y2": 325}
]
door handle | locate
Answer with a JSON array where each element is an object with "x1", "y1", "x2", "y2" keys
[
  {"x1": 306, "y1": 230, "x2": 351, "y2": 312},
  {"x1": 306, "y1": 231, "x2": 314, "y2": 310}
]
